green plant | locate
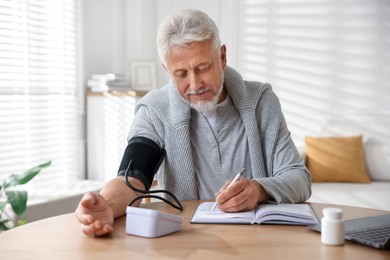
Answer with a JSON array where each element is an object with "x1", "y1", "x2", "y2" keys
[{"x1": 0, "y1": 160, "x2": 51, "y2": 231}]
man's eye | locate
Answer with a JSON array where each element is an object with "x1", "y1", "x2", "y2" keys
[
  {"x1": 174, "y1": 72, "x2": 186, "y2": 78},
  {"x1": 198, "y1": 66, "x2": 210, "y2": 72}
]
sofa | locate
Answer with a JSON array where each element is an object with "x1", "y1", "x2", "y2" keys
[
  {"x1": 308, "y1": 181, "x2": 390, "y2": 211},
  {"x1": 300, "y1": 126, "x2": 390, "y2": 211}
]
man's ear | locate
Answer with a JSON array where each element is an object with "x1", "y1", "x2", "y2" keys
[{"x1": 220, "y1": 44, "x2": 227, "y2": 69}]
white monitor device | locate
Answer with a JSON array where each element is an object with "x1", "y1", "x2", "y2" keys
[{"x1": 126, "y1": 206, "x2": 183, "y2": 238}]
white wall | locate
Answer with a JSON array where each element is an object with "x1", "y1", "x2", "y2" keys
[
  {"x1": 236, "y1": 0, "x2": 390, "y2": 180},
  {"x1": 82, "y1": 0, "x2": 116, "y2": 78}
]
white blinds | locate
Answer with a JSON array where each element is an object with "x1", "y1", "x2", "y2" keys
[
  {"x1": 0, "y1": 0, "x2": 81, "y2": 184},
  {"x1": 239, "y1": 0, "x2": 390, "y2": 147}
]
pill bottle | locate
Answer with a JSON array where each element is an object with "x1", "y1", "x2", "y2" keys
[{"x1": 321, "y1": 207, "x2": 345, "y2": 246}]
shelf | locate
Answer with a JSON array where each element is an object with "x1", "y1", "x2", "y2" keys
[{"x1": 87, "y1": 89, "x2": 148, "y2": 97}]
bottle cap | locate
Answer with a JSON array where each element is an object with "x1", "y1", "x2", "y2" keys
[{"x1": 323, "y1": 207, "x2": 343, "y2": 219}]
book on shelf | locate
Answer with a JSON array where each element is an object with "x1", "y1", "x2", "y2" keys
[
  {"x1": 190, "y1": 202, "x2": 319, "y2": 225},
  {"x1": 91, "y1": 73, "x2": 116, "y2": 81},
  {"x1": 88, "y1": 73, "x2": 130, "y2": 92}
]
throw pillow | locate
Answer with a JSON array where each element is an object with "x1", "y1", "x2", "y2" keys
[{"x1": 305, "y1": 135, "x2": 371, "y2": 183}]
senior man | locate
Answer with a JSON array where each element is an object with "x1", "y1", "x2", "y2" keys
[{"x1": 75, "y1": 9, "x2": 311, "y2": 236}]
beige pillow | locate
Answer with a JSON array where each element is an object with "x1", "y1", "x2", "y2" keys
[{"x1": 305, "y1": 135, "x2": 370, "y2": 183}]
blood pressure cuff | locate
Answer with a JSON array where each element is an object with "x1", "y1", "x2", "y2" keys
[{"x1": 117, "y1": 136, "x2": 166, "y2": 191}]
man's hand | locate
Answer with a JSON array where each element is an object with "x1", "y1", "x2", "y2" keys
[
  {"x1": 215, "y1": 178, "x2": 269, "y2": 212},
  {"x1": 75, "y1": 192, "x2": 114, "y2": 236}
]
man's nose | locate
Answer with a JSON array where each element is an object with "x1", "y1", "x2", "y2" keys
[{"x1": 188, "y1": 73, "x2": 203, "y2": 90}]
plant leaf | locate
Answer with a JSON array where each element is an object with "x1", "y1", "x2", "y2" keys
[
  {"x1": 6, "y1": 190, "x2": 27, "y2": 216},
  {"x1": 16, "y1": 218, "x2": 27, "y2": 226},
  {"x1": 0, "y1": 220, "x2": 10, "y2": 231},
  {"x1": 0, "y1": 201, "x2": 6, "y2": 211},
  {"x1": 2, "y1": 160, "x2": 52, "y2": 188}
]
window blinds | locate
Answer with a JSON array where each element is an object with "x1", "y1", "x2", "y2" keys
[
  {"x1": 0, "y1": 0, "x2": 81, "y2": 184},
  {"x1": 239, "y1": 0, "x2": 390, "y2": 147}
]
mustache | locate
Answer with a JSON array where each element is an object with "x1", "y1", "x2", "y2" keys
[{"x1": 186, "y1": 87, "x2": 210, "y2": 96}]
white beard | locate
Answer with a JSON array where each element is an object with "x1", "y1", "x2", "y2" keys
[
  {"x1": 186, "y1": 68, "x2": 225, "y2": 113},
  {"x1": 189, "y1": 83, "x2": 224, "y2": 113}
]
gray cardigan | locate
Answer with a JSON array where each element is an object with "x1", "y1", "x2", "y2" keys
[{"x1": 134, "y1": 66, "x2": 311, "y2": 203}]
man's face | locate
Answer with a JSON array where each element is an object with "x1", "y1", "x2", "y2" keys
[{"x1": 165, "y1": 40, "x2": 227, "y2": 109}]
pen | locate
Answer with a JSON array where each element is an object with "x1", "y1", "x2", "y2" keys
[{"x1": 210, "y1": 168, "x2": 246, "y2": 212}]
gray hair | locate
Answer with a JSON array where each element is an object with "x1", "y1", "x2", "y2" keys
[{"x1": 156, "y1": 9, "x2": 222, "y2": 65}]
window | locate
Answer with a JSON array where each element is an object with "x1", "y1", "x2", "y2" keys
[
  {"x1": 0, "y1": 0, "x2": 82, "y2": 185},
  {"x1": 239, "y1": 0, "x2": 390, "y2": 147}
]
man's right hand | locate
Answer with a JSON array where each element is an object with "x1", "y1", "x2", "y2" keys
[{"x1": 75, "y1": 192, "x2": 114, "y2": 236}]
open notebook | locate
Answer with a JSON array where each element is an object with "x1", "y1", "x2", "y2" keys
[{"x1": 191, "y1": 202, "x2": 319, "y2": 225}]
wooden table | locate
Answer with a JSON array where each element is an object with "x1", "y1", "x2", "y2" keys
[{"x1": 1, "y1": 201, "x2": 389, "y2": 259}]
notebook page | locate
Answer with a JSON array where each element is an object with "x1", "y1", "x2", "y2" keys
[
  {"x1": 195, "y1": 202, "x2": 255, "y2": 220},
  {"x1": 255, "y1": 204, "x2": 317, "y2": 220}
]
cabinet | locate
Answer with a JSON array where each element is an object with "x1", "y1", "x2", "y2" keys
[{"x1": 87, "y1": 90, "x2": 147, "y2": 182}]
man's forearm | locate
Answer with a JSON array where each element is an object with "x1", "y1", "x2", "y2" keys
[
  {"x1": 100, "y1": 176, "x2": 146, "y2": 219},
  {"x1": 256, "y1": 169, "x2": 311, "y2": 204}
]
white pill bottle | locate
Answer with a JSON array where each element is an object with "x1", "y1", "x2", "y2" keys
[{"x1": 321, "y1": 207, "x2": 345, "y2": 246}]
